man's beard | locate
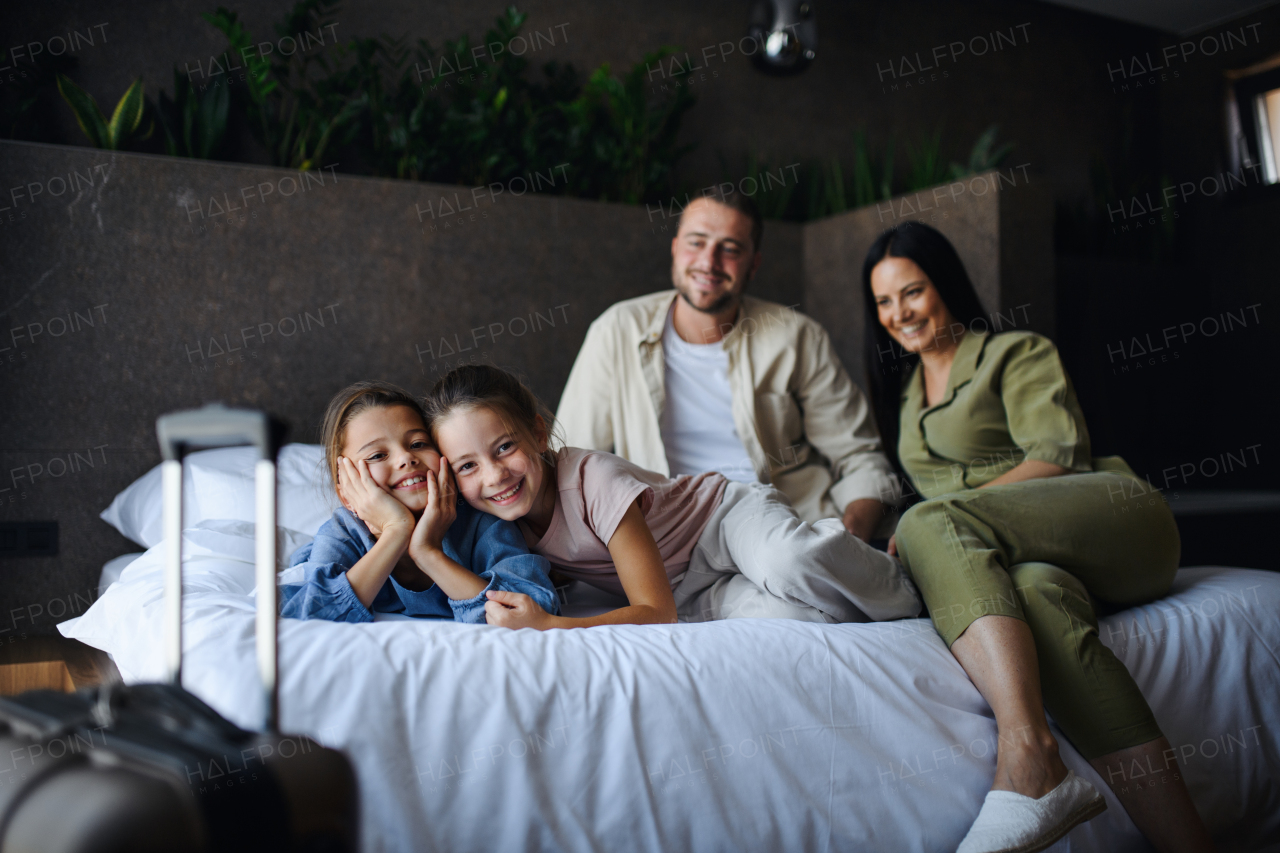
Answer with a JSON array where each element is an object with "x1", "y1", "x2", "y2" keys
[{"x1": 673, "y1": 270, "x2": 741, "y2": 315}]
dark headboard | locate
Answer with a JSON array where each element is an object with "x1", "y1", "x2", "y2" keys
[
  {"x1": 0, "y1": 139, "x2": 1048, "y2": 632},
  {"x1": 0, "y1": 140, "x2": 804, "y2": 627}
]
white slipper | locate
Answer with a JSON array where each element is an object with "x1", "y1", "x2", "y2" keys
[{"x1": 956, "y1": 770, "x2": 1107, "y2": 853}]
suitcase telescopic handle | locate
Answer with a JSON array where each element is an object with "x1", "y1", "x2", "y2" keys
[{"x1": 156, "y1": 403, "x2": 288, "y2": 732}]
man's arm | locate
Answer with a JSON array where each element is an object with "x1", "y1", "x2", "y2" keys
[
  {"x1": 794, "y1": 322, "x2": 898, "y2": 537},
  {"x1": 841, "y1": 498, "x2": 886, "y2": 543},
  {"x1": 555, "y1": 317, "x2": 616, "y2": 452}
]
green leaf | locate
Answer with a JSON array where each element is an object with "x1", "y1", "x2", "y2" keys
[
  {"x1": 106, "y1": 78, "x2": 146, "y2": 149},
  {"x1": 879, "y1": 141, "x2": 895, "y2": 201},
  {"x1": 197, "y1": 80, "x2": 230, "y2": 158},
  {"x1": 948, "y1": 124, "x2": 1015, "y2": 180},
  {"x1": 851, "y1": 132, "x2": 875, "y2": 208},
  {"x1": 56, "y1": 74, "x2": 108, "y2": 148},
  {"x1": 183, "y1": 84, "x2": 197, "y2": 156},
  {"x1": 157, "y1": 94, "x2": 178, "y2": 156}
]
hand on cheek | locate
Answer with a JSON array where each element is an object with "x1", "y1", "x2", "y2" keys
[
  {"x1": 409, "y1": 460, "x2": 458, "y2": 561},
  {"x1": 338, "y1": 456, "x2": 412, "y2": 537}
]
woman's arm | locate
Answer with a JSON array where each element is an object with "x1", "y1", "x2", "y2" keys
[
  {"x1": 978, "y1": 458, "x2": 1071, "y2": 489},
  {"x1": 999, "y1": 336, "x2": 1093, "y2": 479},
  {"x1": 485, "y1": 498, "x2": 678, "y2": 629},
  {"x1": 887, "y1": 458, "x2": 1072, "y2": 555}
]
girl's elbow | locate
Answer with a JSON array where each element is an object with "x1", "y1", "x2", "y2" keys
[{"x1": 650, "y1": 603, "x2": 678, "y2": 625}]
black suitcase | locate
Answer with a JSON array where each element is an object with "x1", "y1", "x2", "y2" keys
[{"x1": 0, "y1": 404, "x2": 358, "y2": 853}]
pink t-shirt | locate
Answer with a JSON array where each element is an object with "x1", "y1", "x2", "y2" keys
[{"x1": 529, "y1": 447, "x2": 729, "y2": 596}]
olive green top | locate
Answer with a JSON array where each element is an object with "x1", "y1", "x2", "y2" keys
[{"x1": 898, "y1": 330, "x2": 1114, "y2": 499}]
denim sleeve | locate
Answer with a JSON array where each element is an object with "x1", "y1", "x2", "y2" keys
[
  {"x1": 461, "y1": 516, "x2": 561, "y2": 623},
  {"x1": 391, "y1": 573, "x2": 494, "y2": 621},
  {"x1": 279, "y1": 570, "x2": 372, "y2": 623},
  {"x1": 288, "y1": 538, "x2": 315, "y2": 567},
  {"x1": 279, "y1": 515, "x2": 374, "y2": 623}
]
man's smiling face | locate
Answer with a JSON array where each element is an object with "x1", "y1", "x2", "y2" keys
[{"x1": 670, "y1": 197, "x2": 760, "y2": 316}]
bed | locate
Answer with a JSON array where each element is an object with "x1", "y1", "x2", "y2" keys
[{"x1": 60, "y1": 446, "x2": 1280, "y2": 853}]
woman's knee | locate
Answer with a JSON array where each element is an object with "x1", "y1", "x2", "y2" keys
[
  {"x1": 1009, "y1": 562, "x2": 1095, "y2": 634},
  {"x1": 1100, "y1": 474, "x2": 1182, "y2": 574},
  {"x1": 1009, "y1": 562, "x2": 1079, "y2": 597},
  {"x1": 895, "y1": 498, "x2": 954, "y2": 553}
]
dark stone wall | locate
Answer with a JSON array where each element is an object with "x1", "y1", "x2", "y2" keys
[
  {"x1": 0, "y1": 139, "x2": 808, "y2": 632},
  {"x1": 2, "y1": 138, "x2": 1045, "y2": 630}
]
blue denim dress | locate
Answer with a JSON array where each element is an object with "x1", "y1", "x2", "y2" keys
[{"x1": 280, "y1": 504, "x2": 559, "y2": 623}]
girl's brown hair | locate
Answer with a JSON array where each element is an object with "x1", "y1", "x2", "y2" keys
[
  {"x1": 320, "y1": 381, "x2": 428, "y2": 495},
  {"x1": 424, "y1": 365, "x2": 559, "y2": 464}
]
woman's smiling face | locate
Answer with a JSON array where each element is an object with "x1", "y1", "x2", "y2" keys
[
  {"x1": 870, "y1": 255, "x2": 960, "y2": 355},
  {"x1": 433, "y1": 404, "x2": 547, "y2": 523},
  {"x1": 340, "y1": 404, "x2": 441, "y2": 514}
]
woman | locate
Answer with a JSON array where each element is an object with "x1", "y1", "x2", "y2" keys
[{"x1": 862, "y1": 222, "x2": 1212, "y2": 853}]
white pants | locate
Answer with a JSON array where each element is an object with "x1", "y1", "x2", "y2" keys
[{"x1": 672, "y1": 482, "x2": 922, "y2": 624}]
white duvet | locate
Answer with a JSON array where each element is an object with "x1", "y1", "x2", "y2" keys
[{"x1": 61, "y1": 524, "x2": 1280, "y2": 853}]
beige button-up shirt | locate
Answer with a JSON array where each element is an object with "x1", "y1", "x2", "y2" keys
[{"x1": 555, "y1": 291, "x2": 898, "y2": 523}]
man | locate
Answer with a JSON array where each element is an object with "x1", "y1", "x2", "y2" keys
[{"x1": 556, "y1": 191, "x2": 896, "y2": 541}]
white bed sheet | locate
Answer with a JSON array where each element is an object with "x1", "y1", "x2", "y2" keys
[{"x1": 63, "y1": 531, "x2": 1280, "y2": 853}]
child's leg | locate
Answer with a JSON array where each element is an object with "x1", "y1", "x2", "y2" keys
[
  {"x1": 673, "y1": 483, "x2": 827, "y2": 622},
  {"x1": 695, "y1": 482, "x2": 920, "y2": 623},
  {"x1": 677, "y1": 573, "x2": 833, "y2": 622}
]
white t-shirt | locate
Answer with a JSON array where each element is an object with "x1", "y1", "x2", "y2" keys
[{"x1": 659, "y1": 307, "x2": 757, "y2": 482}]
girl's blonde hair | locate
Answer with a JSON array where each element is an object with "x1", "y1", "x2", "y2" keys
[
  {"x1": 424, "y1": 365, "x2": 559, "y2": 464},
  {"x1": 319, "y1": 381, "x2": 428, "y2": 496}
]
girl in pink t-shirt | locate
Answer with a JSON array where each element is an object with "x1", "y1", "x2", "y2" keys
[{"x1": 426, "y1": 365, "x2": 920, "y2": 629}]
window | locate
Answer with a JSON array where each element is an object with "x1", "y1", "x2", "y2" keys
[
  {"x1": 1229, "y1": 59, "x2": 1280, "y2": 185},
  {"x1": 1255, "y1": 87, "x2": 1280, "y2": 182}
]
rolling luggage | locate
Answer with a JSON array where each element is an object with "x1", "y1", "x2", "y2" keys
[{"x1": 0, "y1": 404, "x2": 358, "y2": 853}]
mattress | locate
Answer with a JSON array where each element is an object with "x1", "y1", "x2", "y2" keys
[{"x1": 64, "y1": 526, "x2": 1280, "y2": 852}]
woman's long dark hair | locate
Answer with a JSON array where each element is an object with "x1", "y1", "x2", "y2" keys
[{"x1": 861, "y1": 222, "x2": 988, "y2": 471}]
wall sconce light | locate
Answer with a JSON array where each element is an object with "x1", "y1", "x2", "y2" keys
[{"x1": 747, "y1": 0, "x2": 817, "y2": 76}]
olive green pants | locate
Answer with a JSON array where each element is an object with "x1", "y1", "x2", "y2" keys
[{"x1": 894, "y1": 472, "x2": 1179, "y2": 759}]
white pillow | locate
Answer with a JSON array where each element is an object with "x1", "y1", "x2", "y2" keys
[
  {"x1": 181, "y1": 519, "x2": 315, "y2": 570},
  {"x1": 100, "y1": 444, "x2": 335, "y2": 547},
  {"x1": 107, "y1": 521, "x2": 316, "y2": 590},
  {"x1": 63, "y1": 519, "x2": 310, "y2": 681},
  {"x1": 100, "y1": 552, "x2": 145, "y2": 597},
  {"x1": 99, "y1": 464, "x2": 167, "y2": 548}
]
